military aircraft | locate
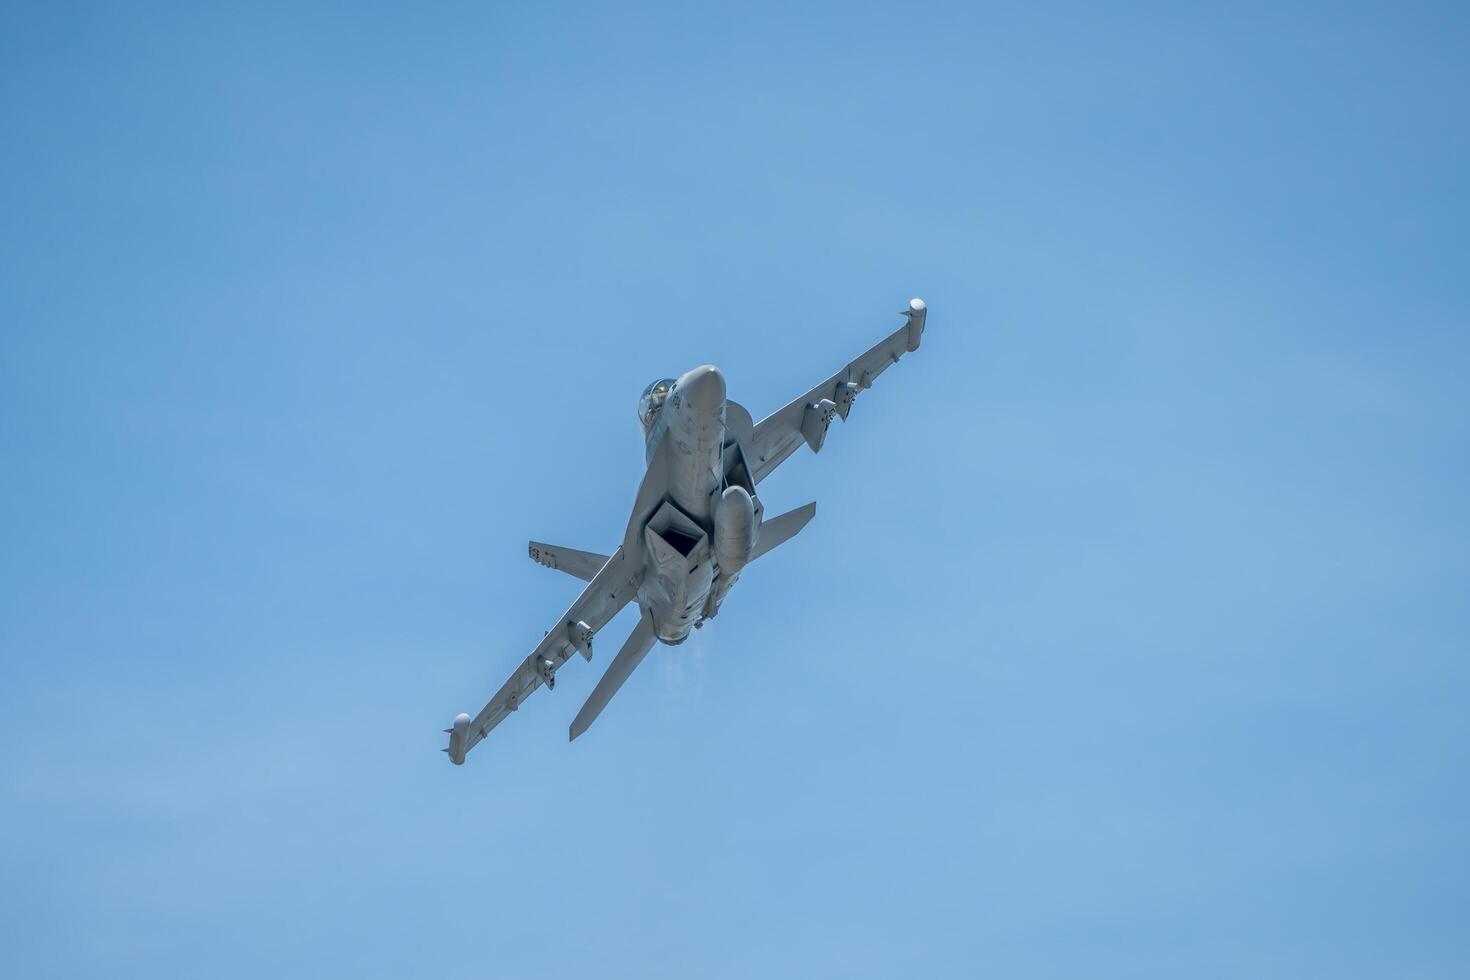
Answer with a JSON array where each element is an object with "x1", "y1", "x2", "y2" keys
[{"x1": 444, "y1": 298, "x2": 928, "y2": 763}]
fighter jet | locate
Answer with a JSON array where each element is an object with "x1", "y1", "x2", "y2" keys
[{"x1": 444, "y1": 298, "x2": 928, "y2": 763}]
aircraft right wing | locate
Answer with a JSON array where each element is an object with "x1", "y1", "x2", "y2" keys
[{"x1": 748, "y1": 298, "x2": 926, "y2": 485}]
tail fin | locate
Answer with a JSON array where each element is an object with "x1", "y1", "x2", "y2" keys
[
  {"x1": 528, "y1": 542, "x2": 611, "y2": 582},
  {"x1": 751, "y1": 502, "x2": 816, "y2": 562}
]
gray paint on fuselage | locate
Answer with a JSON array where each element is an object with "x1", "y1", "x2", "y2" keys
[
  {"x1": 445, "y1": 298, "x2": 926, "y2": 761},
  {"x1": 638, "y1": 364, "x2": 727, "y2": 645}
]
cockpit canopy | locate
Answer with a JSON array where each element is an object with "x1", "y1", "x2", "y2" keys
[{"x1": 638, "y1": 378, "x2": 676, "y2": 430}]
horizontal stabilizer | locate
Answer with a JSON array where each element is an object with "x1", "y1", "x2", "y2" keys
[
  {"x1": 751, "y1": 502, "x2": 816, "y2": 562},
  {"x1": 528, "y1": 542, "x2": 610, "y2": 582}
]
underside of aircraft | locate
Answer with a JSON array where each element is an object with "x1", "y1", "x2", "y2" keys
[{"x1": 445, "y1": 298, "x2": 928, "y2": 763}]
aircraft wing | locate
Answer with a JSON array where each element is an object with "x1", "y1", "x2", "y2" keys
[
  {"x1": 449, "y1": 547, "x2": 640, "y2": 762},
  {"x1": 749, "y1": 298, "x2": 927, "y2": 485},
  {"x1": 447, "y1": 435, "x2": 674, "y2": 763}
]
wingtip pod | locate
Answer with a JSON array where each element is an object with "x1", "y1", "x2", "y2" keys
[
  {"x1": 445, "y1": 712, "x2": 471, "y2": 765},
  {"x1": 903, "y1": 297, "x2": 926, "y2": 352}
]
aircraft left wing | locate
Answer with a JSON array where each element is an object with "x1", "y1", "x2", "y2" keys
[
  {"x1": 748, "y1": 298, "x2": 927, "y2": 484},
  {"x1": 447, "y1": 435, "x2": 674, "y2": 764},
  {"x1": 446, "y1": 547, "x2": 640, "y2": 763}
]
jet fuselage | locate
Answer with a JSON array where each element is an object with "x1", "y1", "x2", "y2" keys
[
  {"x1": 444, "y1": 297, "x2": 926, "y2": 760},
  {"x1": 638, "y1": 364, "x2": 731, "y2": 645}
]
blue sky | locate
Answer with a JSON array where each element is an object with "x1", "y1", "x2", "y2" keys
[{"x1": 2, "y1": 2, "x2": 1467, "y2": 977}]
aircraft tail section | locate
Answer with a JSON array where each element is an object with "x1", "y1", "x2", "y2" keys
[
  {"x1": 751, "y1": 502, "x2": 816, "y2": 562},
  {"x1": 528, "y1": 542, "x2": 611, "y2": 583}
]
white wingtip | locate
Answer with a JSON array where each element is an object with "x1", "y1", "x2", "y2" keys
[{"x1": 446, "y1": 712, "x2": 471, "y2": 765}]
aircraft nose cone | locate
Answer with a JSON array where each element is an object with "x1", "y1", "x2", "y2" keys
[{"x1": 678, "y1": 365, "x2": 726, "y2": 415}]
